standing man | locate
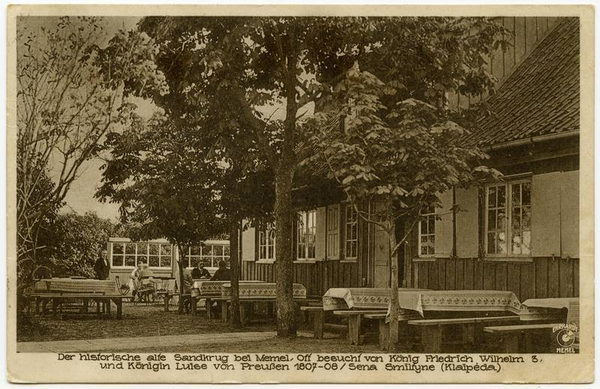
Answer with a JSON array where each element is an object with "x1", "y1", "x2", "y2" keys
[{"x1": 94, "y1": 248, "x2": 110, "y2": 280}]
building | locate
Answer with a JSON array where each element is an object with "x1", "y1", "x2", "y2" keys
[
  {"x1": 107, "y1": 238, "x2": 231, "y2": 284},
  {"x1": 240, "y1": 17, "x2": 579, "y2": 301}
]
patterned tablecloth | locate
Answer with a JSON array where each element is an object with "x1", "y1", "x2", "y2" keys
[
  {"x1": 33, "y1": 278, "x2": 118, "y2": 294},
  {"x1": 322, "y1": 288, "x2": 427, "y2": 310},
  {"x1": 520, "y1": 298, "x2": 579, "y2": 323},
  {"x1": 323, "y1": 288, "x2": 522, "y2": 316},
  {"x1": 191, "y1": 280, "x2": 265, "y2": 298},
  {"x1": 221, "y1": 282, "x2": 307, "y2": 300}
]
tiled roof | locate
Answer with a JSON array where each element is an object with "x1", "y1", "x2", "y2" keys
[{"x1": 471, "y1": 17, "x2": 579, "y2": 147}]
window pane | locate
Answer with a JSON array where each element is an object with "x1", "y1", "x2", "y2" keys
[
  {"x1": 191, "y1": 246, "x2": 201, "y2": 256},
  {"x1": 488, "y1": 187, "x2": 496, "y2": 207},
  {"x1": 149, "y1": 255, "x2": 160, "y2": 267},
  {"x1": 522, "y1": 182, "x2": 531, "y2": 205},
  {"x1": 512, "y1": 184, "x2": 521, "y2": 206},
  {"x1": 214, "y1": 245, "x2": 223, "y2": 256},
  {"x1": 224, "y1": 245, "x2": 230, "y2": 256},
  {"x1": 522, "y1": 231, "x2": 531, "y2": 255},
  {"x1": 160, "y1": 256, "x2": 171, "y2": 268},
  {"x1": 487, "y1": 232, "x2": 496, "y2": 254},
  {"x1": 149, "y1": 244, "x2": 160, "y2": 256},
  {"x1": 497, "y1": 186, "x2": 506, "y2": 207},
  {"x1": 125, "y1": 243, "x2": 136, "y2": 255},
  {"x1": 125, "y1": 255, "x2": 136, "y2": 267},
  {"x1": 112, "y1": 255, "x2": 124, "y2": 267},
  {"x1": 161, "y1": 245, "x2": 172, "y2": 256},
  {"x1": 113, "y1": 243, "x2": 124, "y2": 255},
  {"x1": 497, "y1": 232, "x2": 507, "y2": 254},
  {"x1": 202, "y1": 245, "x2": 213, "y2": 256}
]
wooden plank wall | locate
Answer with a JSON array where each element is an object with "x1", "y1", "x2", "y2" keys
[
  {"x1": 242, "y1": 260, "x2": 360, "y2": 298},
  {"x1": 412, "y1": 257, "x2": 579, "y2": 300}
]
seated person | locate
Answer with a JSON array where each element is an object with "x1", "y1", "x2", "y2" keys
[
  {"x1": 210, "y1": 261, "x2": 231, "y2": 281},
  {"x1": 182, "y1": 268, "x2": 194, "y2": 294},
  {"x1": 129, "y1": 261, "x2": 145, "y2": 298},
  {"x1": 191, "y1": 262, "x2": 211, "y2": 279}
]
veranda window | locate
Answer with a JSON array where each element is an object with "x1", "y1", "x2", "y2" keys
[
  {"x1": 297, "y1": 210, "x2": 316, "y2": 260},
  {"x1": 110, "y1": 240, "x2": 172, "y2": 268},
  {"x1": 186, "y1": 242, "x2": 231, "y2": 268},
  {"x1": 485, "y1": 180, "x2": 532, "y2": 256}
]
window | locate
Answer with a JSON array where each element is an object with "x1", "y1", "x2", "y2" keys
[
  {"x1": 109, "y1": 240, "x2": 172, "y2": 268},
  {"x1": 259, "y1": 225, "x2": 276, "y2": 261},
  {"x1": 297, "y1": 210, "x2": 316, "y2": 260},
  {"x1": 419, "y1": 206, "x2": 436, "y2": 257},
  {"x1": 344, "y1": 205, "x2": 358, "y2": 259},
  {"x1": 327, "y1": 205, "x2": 340, "y2": 259},
  {"x1": 186, "y1": 242, "x2": 231, "y2": 268},
  {"x1": 486, "y1": 180, "x2": 532, "y2": 256}
]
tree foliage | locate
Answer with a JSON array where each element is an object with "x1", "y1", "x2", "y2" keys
[{"x1": 16, "y1": 16, "x2": 166, "y2": 289}]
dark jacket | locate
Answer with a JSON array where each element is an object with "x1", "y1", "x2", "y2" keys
[
  {"x1": 211, "y1": 268, "x2": 231, "y2": 281},
  {"x1": 94, "y1": 256, "x2": 110, "y2": 280},
  {"x1": 191, "y1": 267, "x2": 211, "y2": 279}
]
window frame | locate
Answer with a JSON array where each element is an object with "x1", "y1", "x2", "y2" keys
[
  {"x1": 109, "y1": 240, "x2": 172, "y2": 269},
  {"x1": 484, "y1": 178, "x2": 532, "y2": 259},
  {"x1": 296, "y1": 210, "x2": 317, "y2": 261},
  {"x1": 258, "y1": 223, "x2": 276, "y2": 263},
  {"x1": 418, "y1": 206, "x2": 437, "y2": 258},
  {"x1": 185, "y1": 242, "x2": 230, "y2": 269},
  {"x1": 343, "y1": 204, "x2": 359, "y2": 261}
]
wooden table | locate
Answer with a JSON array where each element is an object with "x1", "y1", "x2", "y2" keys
[
  {"x1": 520, "y1": 298, "x2": 579, "y2": 323},
  {"x1": 30, "y1": 292, "x2": 126, "y2": 319},
  {"x1": 190, "y1": 280, "x2": 265, "y2": 317},
  {"x1": 218, "y1": 283, "x2": 307, "y2": 324}
]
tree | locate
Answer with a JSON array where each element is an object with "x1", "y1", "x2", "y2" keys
[
  {"x1": 16, "y1": 16, "x2": 166, "y2": 292},
  {"x1": 97, "y1": 111, "x2": 227, "y2": 312},
  {"x1": 48, "y1": 211, "x2": 116, "y2": 278},
  {"x1": 133, "y1": 16, "x2": 507, "y2": 336},
  {"x1": 305, "y1": 17, "x2": 508, "y2": 350}
]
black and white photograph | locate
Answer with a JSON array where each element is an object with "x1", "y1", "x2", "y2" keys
[{"x1": 6, "y1": 5, "x2": 594, "y2": 384}]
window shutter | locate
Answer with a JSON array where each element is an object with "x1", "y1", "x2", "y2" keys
[
  {"x1": 327, "y1": 205, "x2": 340, "y2": 260},
  {"x1": 241, "y1": 221, "x2": 256, "y2": 261},
  {"x1": 456, "y1": 187, "x2": 479, "y2": 257},
  {"x1": 560, "y1": 170, "x2": 579, "y2": 258},
  {"x1": 531, "y1": 172, "x2": 561, "y2": 256},
  {"x1": 434, "y1": 190, "x2": 454, "y2": 257},
  {"x1": 315, "y1": 207, "x2": 327, "y2": 260}
]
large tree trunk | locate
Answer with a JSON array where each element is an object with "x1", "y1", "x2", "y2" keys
[
  {"x1": 229, "y1": 217, "x2": 241, "y2": 327},
  {"x1": 387, "y1": 215, "x2": 400, "y2": 352},
  {"x1": 275, "y1": 164, "x2": 296, "y2": 337}
]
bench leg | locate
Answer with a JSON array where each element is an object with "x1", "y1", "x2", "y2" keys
[
  {"x1": 164, "y1": 293, "x2": 170, "y2": 312},
  {"x1": 106, "y1": 299, "x2": 112, "y2": 317},
  {"x1": 35, "y1": 297, "x2": 40, "y2": 314},
  {"x1": 191, "y1": 296, "x2": 197, "y2": 315},
  {"x1": 421, "y1": 325, "x2": 443, "y2": 353},
  {"x1": 206, "y1": 298, "x2": 213, "y2": 319},
  {"x1": 462, "y1": 323, "x2": 476, "y2": 347},
  {"x1": 378, "y1": 319, "x2": 390, "y2": 350},
  {"x1": 348, "y1": 315, "x2": 361, "y2": 345},
  {"x1": 112, "y1": 298, "x2": 122, "y2": 319},
  {"x1": 313, "y1": 311, "x2": 324, "y2": 339},
  {"x1": 240, "y1": 303, "x2": 249, "y2": 325},
  {"x1": 82, "y1": 299, "x2": 89, "y2": 313},
  {"x1": 221, "y1": 301, "x2": 230, "y2": 323}
]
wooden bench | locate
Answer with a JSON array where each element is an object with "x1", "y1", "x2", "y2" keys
[
  {"x1": 30, "y1": 293, "x2": 126, "y2": 319},
  {"x1": 333, "y1": 310, "x2": 388, "y2": 345},
  {"x1": 409, "y1": 316, "x2": 521, "y2": 353},
  {"x1": 484, "y1": 323, "x2": 566, "y2": 353}
]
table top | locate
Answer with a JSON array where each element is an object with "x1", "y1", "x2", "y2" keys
[
  {"x1": 323, "y1": 288, "x2": 522, "y2": 316},
  {"x1": 221, "y1": 282, "x2": 307, "y2": 299},
  {"x1": 520, "y1": 298, "x2": 579, "y2": 323},
  {"x1": 322, "y1": 288, "x2": 428, "y2": 311},
  {"x1": 34, "y1": 278, "x2": 118, "y2": 294},
  {"x1": 191, "y1": 280, "x2": 265, "y2": 297}
]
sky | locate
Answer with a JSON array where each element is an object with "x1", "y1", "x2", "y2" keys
[{"x1": 33, "y1": 16, "x2": 307, "y2": 222}]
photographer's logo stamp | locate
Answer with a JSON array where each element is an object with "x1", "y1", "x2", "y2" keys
[{"x1": 553, "y1": 323, "x2": 579, "y2": 354}]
